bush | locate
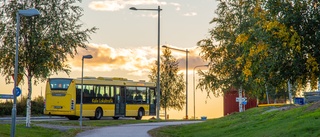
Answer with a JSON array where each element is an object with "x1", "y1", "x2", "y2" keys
[
  {"x1": 0, "y1": 96, "x2": 44, "y2": 116},
  {"x1": 0, "y1": 101, "x2": 13, "y2": 116},
  {"x1": 32, "y1": 96, "x2": 45, "y2": 115}
]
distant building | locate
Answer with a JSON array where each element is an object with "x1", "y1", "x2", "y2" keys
[{"x1": 223, "y1": 89, "x2": 257, "y2": 116}]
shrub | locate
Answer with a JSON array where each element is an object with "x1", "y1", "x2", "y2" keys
[{"x1": 0, "y1": 96, "x2": 44, "y2": 116}]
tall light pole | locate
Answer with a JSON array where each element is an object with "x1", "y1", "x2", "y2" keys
[
  {"x1": 130, "y1": 6, "x2": 162, "y2": 120},
  {"x1": 80, "y1": 55, "x2": 93, "y2": 129},
  {"x1": 162, "y1": 45, "x2": 189, "y2": 119},
  {"x1": 11, "y1": 8, "x2": 40, "y2": 137},
  {"x1": 193, "y1": 64, "x2": 208, "y2": 119}
]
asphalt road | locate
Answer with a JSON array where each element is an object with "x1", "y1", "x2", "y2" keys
[{"x1": 76, "y1": 121, "x2": 203, "y2": 137}]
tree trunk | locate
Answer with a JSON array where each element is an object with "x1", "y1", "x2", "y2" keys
[
  {"x1": 288, "y1": 80, "x2": 292, "y2": 104},
  {"x1": 164, "y1": 107, "x2": 167, "y2": 120},
  {"x1": 26, "y1": 75, "x2": 32, "y2": 127}
]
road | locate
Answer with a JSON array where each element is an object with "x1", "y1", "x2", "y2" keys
[{"x1": 76, "y1": 121, "x2": 202, "y2": 137}]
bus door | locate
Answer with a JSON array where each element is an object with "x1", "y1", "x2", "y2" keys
[
  {"x1": 149, "y1": 88, "x2": 156, "y2": 115},
  {"x1": 115, "y1": 86, "x2": 125, "y2": 116}
]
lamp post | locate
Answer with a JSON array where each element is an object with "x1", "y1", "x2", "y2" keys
[
  {"x1": 162, "y1": 45, "x2": 189, "y2": 119},
  {"x1": 130, "y1": 6, "x2": 162, "y2": 120},
  {"x1": 193, "y1": 64, "x2": 208, "y2": 119},
  {"x1": 80, "y1": 55, "x2": 93, "y2": 129},
  {"x1": 11, "y1": 8, "x2": 40, "y2": 137}
]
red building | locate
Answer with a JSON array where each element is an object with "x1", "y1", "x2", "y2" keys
[{"x1": 224, "y1": 89, "x2": 257, "y2": 116}]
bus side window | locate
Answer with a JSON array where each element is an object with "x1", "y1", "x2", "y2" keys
[
  {"x1": 95, "y1": 86, "x2": 102, "y2": 97},
  {"x1": 84, "y1": 89, "x2": 89, "y2": 97},
  {"x1": 97, "y1": 92, "x2": 102, "y2": 97},
  {"x1": 90, "y1": 90, "x2": 94, "y2": 97},
  {"x1": 76, "y1": 88, "x2": 81, "y2": 95},
  {"x1": 110, "y1": 86, "x2": 114, "y2": 98}
]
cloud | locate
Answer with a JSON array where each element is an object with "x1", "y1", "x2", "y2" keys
[
  {"x1": 89, "y1": 0, "x2": 167, "y2": 11},
  {"x1": 68, "y1": 43, "x2": 206, "y2": 77},
  {"x1": 170, "y1": 2, "x2": 180, "y2": 11},
  {"x1": 88, "y1": 1, "x2": 125, "y2": 11},
  {"x1": 69, "y1": 43, "x2": 156, "y2": 76},
  {"x1": 183, "y1": 12, "x2": 197, "y2": 16}
]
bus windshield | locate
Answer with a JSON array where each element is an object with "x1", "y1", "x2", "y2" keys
[{"x1": 49, "y1": 78, "x2": 72, "y2": 90}]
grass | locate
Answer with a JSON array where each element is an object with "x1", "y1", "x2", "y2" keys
[
  {"x1": 0, "y1": 118, "x2": 172, "y2": 137},
  {"x1": 2, "y1": 103, "x2": 320, "y2": 137},
  {"x1": 149, "y1": 103, "x2": 320, "y2": 137},
  {"x1": 0, "y1": 124, "x2": 67, "y2": 137},
  {"x1": 33, "y1": 118, "x2": 153, "y2": 127}
]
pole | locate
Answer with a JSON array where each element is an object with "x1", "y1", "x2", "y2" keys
[
  {"x1": 266, "y1": 84, "x2": 269, "y2": 104},
  {"x1": 185, "y1": 49, "x2": 188, "y2": 120},
  {"x1": 161, "y1": 45, "x2": 189, "y2": 119},
  {"x1": 193, "y1": 65, "x2": 208, "y2": 120},
  {"x1": 156, "y1": 5, "x2": 161, "y2": 120},
  {"x1": 129, "y1": 6, "x2": 162, "y2": 120},
  {"x1": 80, "y1": 58, "x2": 84, "y2": 128},
  {"x1": 193, "y1": 67, "x2": 195, "y2": 120},
  {"x1": 239, "y1": 86, "x2": 243, "y2": 112},
  {"x1": 11, "y1": 12, "x2": 20, "y2": 137}
]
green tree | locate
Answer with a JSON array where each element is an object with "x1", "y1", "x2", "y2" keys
[
  {"x1": 148, "y1": 48, "x2": 185, "y2": 119},
  {"x1": 235, "y1": 0, "x2": 320, "y2": 99},
  {"x1": 198, "y1": 0, "x2": 320, "y2": 103},
  {"x1": 197, "y1": 0, "x2": 258, "y2": 97},
  {"x1": 0, "y1": 1, "x2": 97, "y2": 127}
]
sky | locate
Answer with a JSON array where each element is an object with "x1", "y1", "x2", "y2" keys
[{"x1": 1, "y1": 0, "x2": 223, "y2": 119}]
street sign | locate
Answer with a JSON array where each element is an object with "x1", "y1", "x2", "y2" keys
[
  {"x1": 12, "y1": 87, "x2": 22, "y2": 97},
  {"x1": 242, "y1": 101, "x2": 247, "y2": 105},
  {"x1": 11, "y1": 74, "x2": 23, "y2": 86},
  {"x1": 236, "y1": 97, "x2": 247, "y2": 102},
  {"x1": 0, "y1": 94, "x2": 14, "y2": 99}
]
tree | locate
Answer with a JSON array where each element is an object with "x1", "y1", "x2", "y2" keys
[
  {"x1": 234, "y1": 0, "x2": 320, "y2": 99},
  {"x1": 197, "y1": 0, "x2": 258, "y2": 97},
  {"x1": 148, "y1": 48, "x2": 185, "y2": 119},
  {"x1": 0, "y1": 1, "x2": 97, "y2": 127},
  {"x1": 198, "y1": 0, "x2": 320, "y2": 103}
]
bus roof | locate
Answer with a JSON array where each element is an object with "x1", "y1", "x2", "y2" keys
[{"x1": 65, "y1": 76, "x2": 156, "y2": 87}]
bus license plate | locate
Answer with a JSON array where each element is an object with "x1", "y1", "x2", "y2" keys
[{"x1": 54, "y1": 106, "x2": 62, "y2": 109}]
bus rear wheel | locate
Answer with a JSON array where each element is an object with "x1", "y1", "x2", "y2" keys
[
  {"x1": 90, "y1": 107, "x2": 103, "y2": 120},
  {"x1": 135, "y1": 109, "x2": 144, "y2": 120}
]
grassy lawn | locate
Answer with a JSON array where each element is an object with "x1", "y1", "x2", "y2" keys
[
  {"x1": 149, "y1": 103, "x2": 320, "y2": 137},
  {"x1": 33, "y1": 118, "x2": 154, "y2": 127},
  {"x1": 0, "y1": 124, "x2": 68, "y2": 137},
  {"x1": 0, "y1": 119, "x2": 162, "y2": 137},
  {"x1": 2, "y1": 102, "x2": 320, "y2": 137}
]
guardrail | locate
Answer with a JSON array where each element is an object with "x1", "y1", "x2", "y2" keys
[
  {"x1": 258, "y1": 103, "x2": 286, "y2": 107},
  {"x1": 304, "y1": 92, "x2": 320, "y2": 103}
]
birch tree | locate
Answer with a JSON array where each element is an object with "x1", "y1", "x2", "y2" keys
[{"x1": 0, "y1": 0, "x2": 97, "y2": 127}]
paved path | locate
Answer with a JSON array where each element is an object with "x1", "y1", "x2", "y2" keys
[{"x1": 76, "y1": 121, "x2": 202, "y2": 137}]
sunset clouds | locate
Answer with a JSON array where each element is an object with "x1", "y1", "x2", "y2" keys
[
  {"x1": 88, "y1": 0, "x2": 196, "y2": 17},
  {"x1": 68, "y1": 43, "x2": 206, "y2": 77},
  {"x1": 89, "y1": 0, "x2": 166, "y2": 11}
]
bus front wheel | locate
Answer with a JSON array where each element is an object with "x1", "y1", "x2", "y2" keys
[{"x1": 135, "y1": 109, "x2": 144, "y2": 120}]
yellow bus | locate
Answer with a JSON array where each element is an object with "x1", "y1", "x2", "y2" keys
[{"x1": 44, "y1": 77, "x2": 157, "y2": 120}]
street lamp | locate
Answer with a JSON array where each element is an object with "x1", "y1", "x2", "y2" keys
[
  {"x1": 130, "y1": 6, "x2": 162, "y2": 120},
  {"x1": 80, "y1": 54, "x2": 93, "y2": 129},
  {"x1": 11, "y1": 8, "x2": 40, "y2": 137},
  {"x1": 193, "y1": 64, "x2": 208, "y2": 119},
  {"x1": 162, "y1": 45, "x2": 189, "y2": 119}
]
